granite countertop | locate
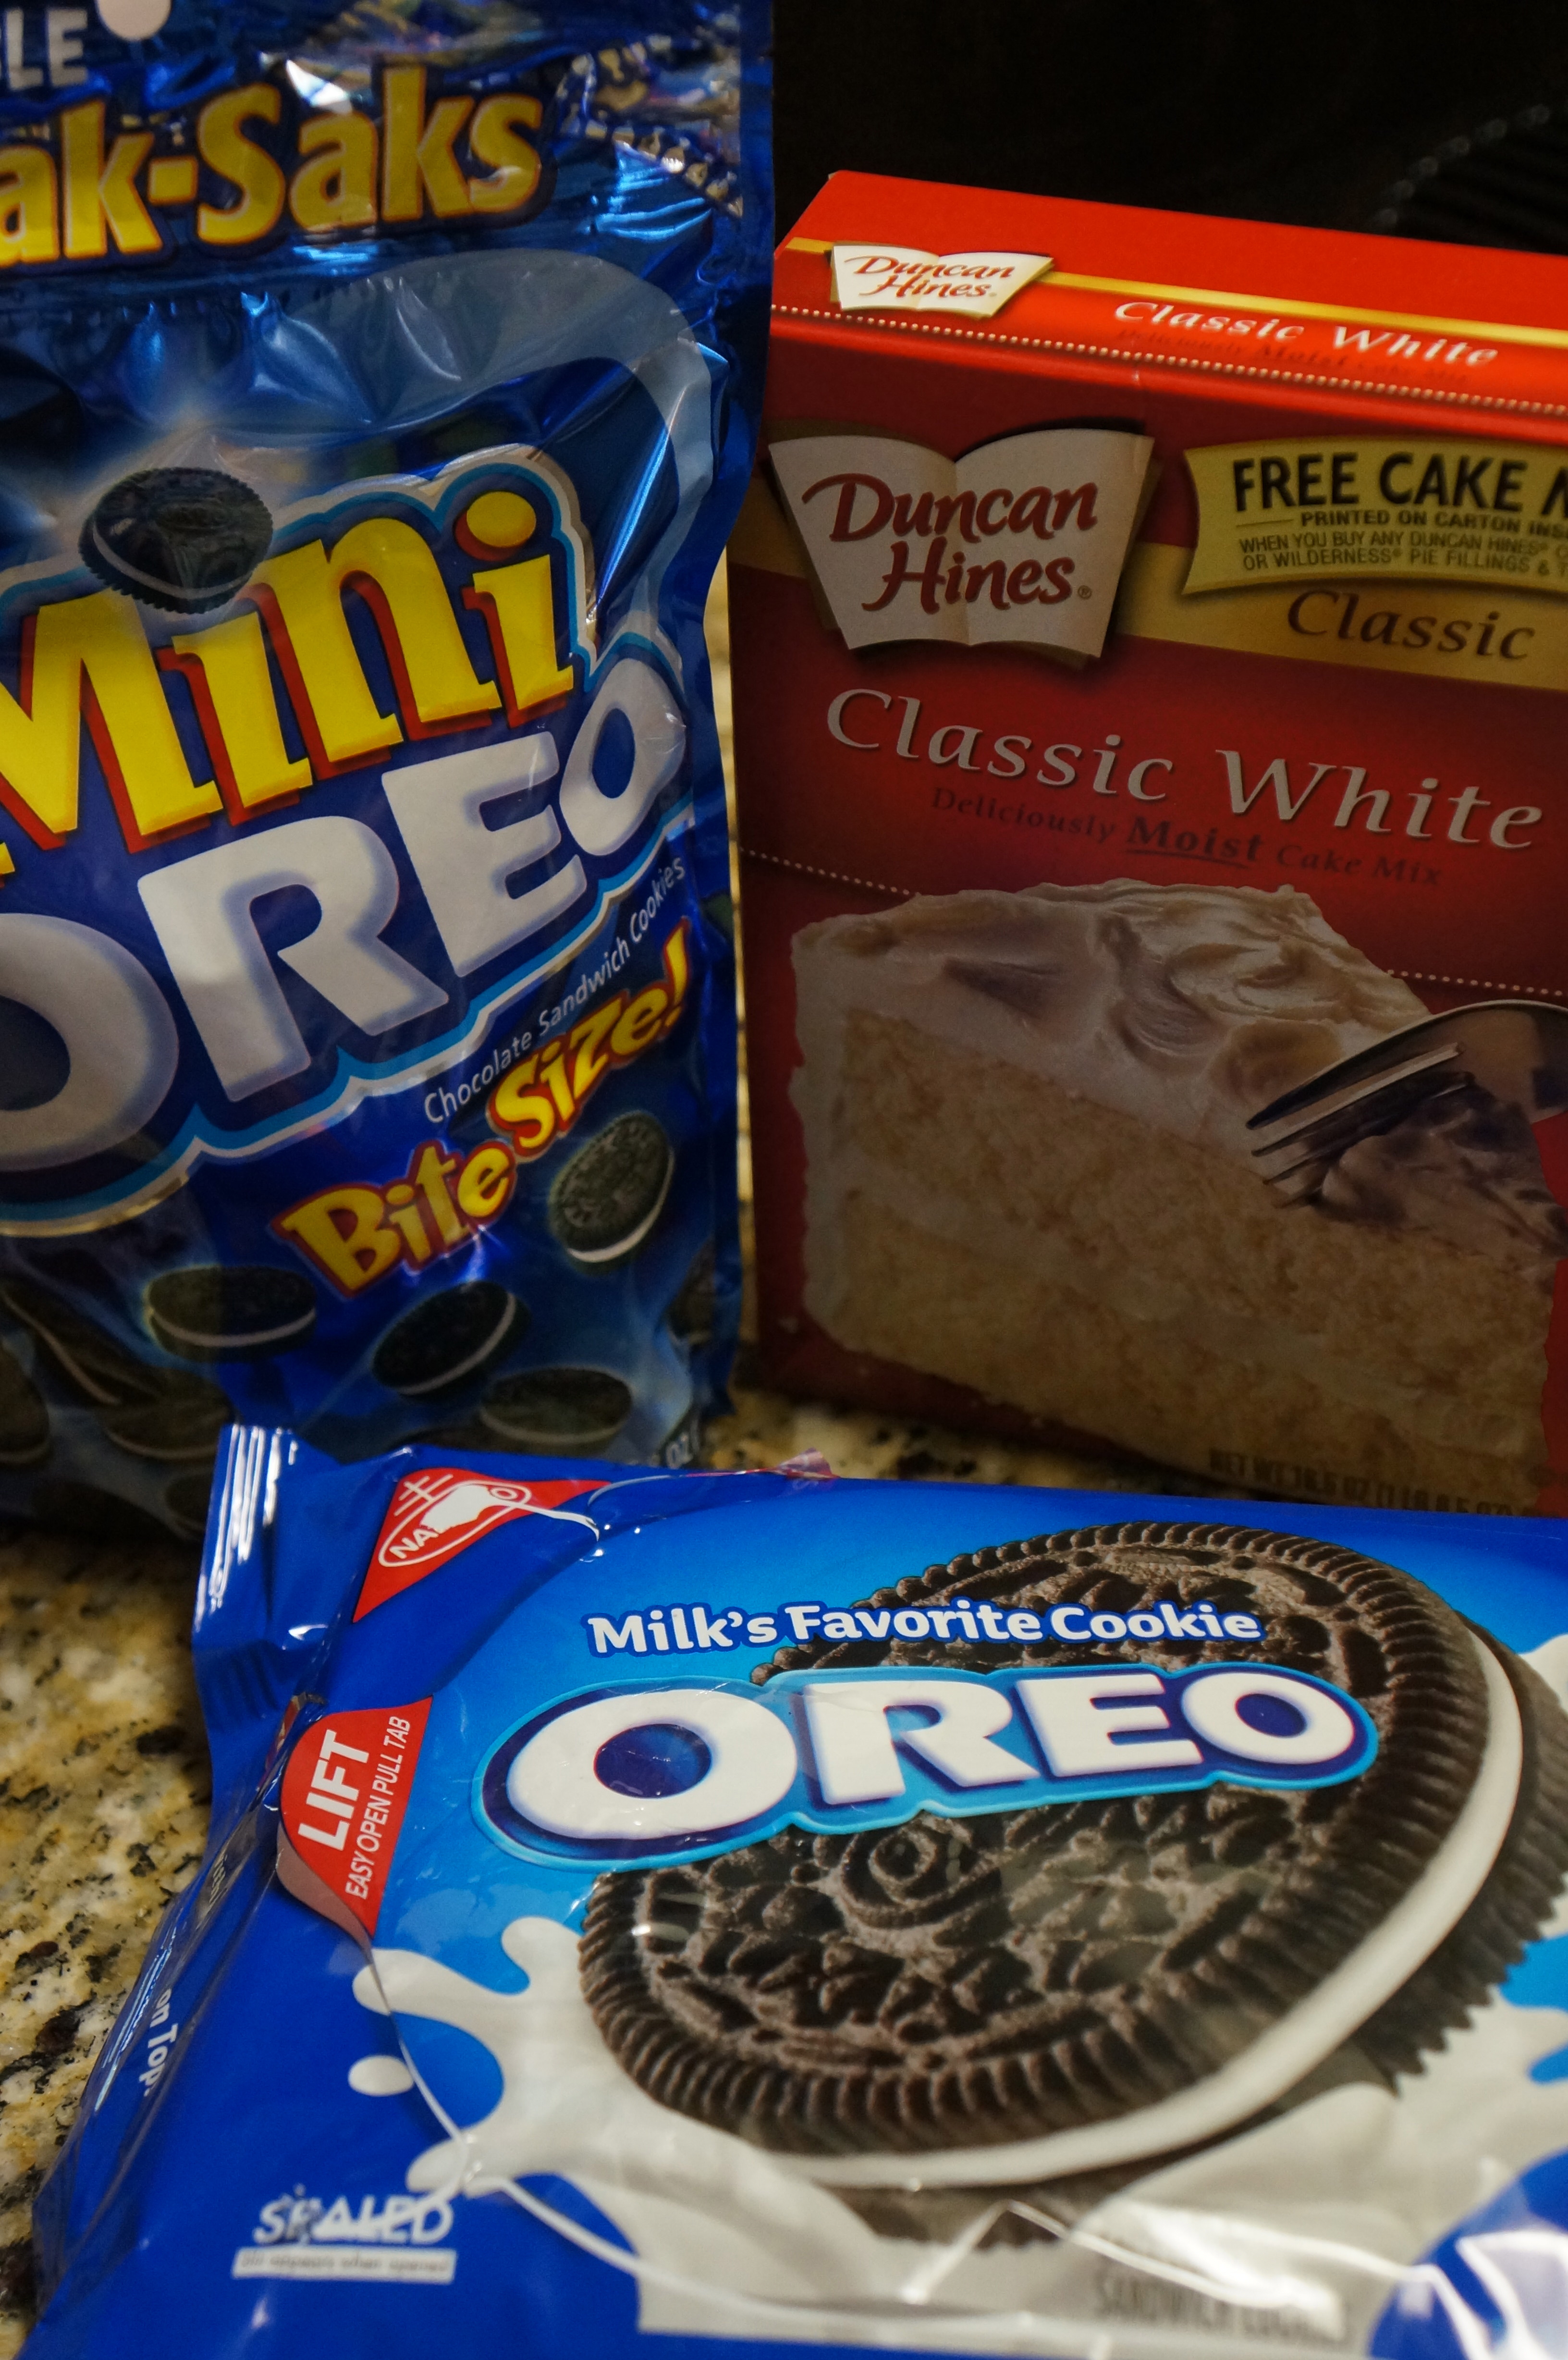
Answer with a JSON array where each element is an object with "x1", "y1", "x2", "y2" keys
[{"x1": 0, "y1": 577, "x2": 1221, "y2": 2355}]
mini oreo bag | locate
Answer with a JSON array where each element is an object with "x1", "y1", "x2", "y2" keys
[
  {"x1": 31, "y1": 1432, "x2": 1568, "y2": 2357},
  {"x1": 0, "y1": 0, "x2": 767, "y2": 1530}
]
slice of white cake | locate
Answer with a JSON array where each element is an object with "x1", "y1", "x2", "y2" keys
[{"x1": 791, "y1": 879, "x2": 1568, "y2": 1511}]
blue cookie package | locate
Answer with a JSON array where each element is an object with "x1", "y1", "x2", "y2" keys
[
  {"x1": 0, "y1": 0, "x2": 769, "y2": 1532},
  {"x1": 30, "y1": 1428, "x2": 1568, "y2": 2357}
]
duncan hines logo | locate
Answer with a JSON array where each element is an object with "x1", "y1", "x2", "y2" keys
[
  {"x1": 829, "y1": 244, "x2": 1053, "y2": 319},
  {"x1": 356, "y1": 1467, "x2": 605, "y2": 1618},
  {"x1": 770, "y1": 426, "x2": 1154, "y2": 660}
]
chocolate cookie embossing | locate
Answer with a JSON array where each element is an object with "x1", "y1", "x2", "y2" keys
[
  {"x1": 1, "y1": 1278, "x2": 232, "y2": 1466},
  {"x1": 371, "y1": 1281, "x2": 524, "y2": 1400},
  {"x1": 579, "y1": 1523, "x2": 1568, "y2": 2176},
  {"x1": 549, "y1": 1111, "x2": 674, "y2": 1266},
  {"x1": 145, "y1": 1265, "x2": 317, "y2": 1363},
  {"x1": 480, "y1": 1366, "x2": 632, "y2": 1453},
  {"x1": 80, "y1": 466, "x2": 273, "y2": 614}
]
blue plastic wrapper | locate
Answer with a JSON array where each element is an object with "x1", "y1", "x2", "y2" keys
[
  {"x1": 30, "y1": 1428, "x2": 1568, "y2": 2356},
  {"x1": 0, "y1": 0, "x2": 768, "y2": 1534}
]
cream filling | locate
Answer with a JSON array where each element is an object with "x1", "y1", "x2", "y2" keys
[
  {"x1": 808, "y1": 1151, "x2": 1546, "y2": 1459},
  {"x1": 781, "y1": 1635, "x2": 1522, "y2": 2191}
]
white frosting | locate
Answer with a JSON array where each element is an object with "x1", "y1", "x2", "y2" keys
[
  {"x1": 344, "y1": 1637, "x2": 1568, "y2": 2360},
  {"x1": 791, "y1": 880, "x2": 1428, "y2": 1165},
  {"x1": 790, "y1": 877, "x2": 1568, "y2": 1308}
]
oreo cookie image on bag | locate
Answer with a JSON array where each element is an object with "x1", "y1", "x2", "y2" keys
[
  {"x1": 0, "y1": 1332, "x2": 49, "y2": 1466},
  {"x1": 145, "y1": 1266, "x2": 317, "y2": 1364},
  {"x1": 580, "y1": 1520, "x2": 1568, "y2": 2227},
  {"x1": 79, "y1": 466, "x2": 273, "y2": 614},
  {"x1": 549, "y1": 1111, "x2": 674, "y2": 1268},
  {"x1": 371, "y1": 1281, "x2": 525, "y2": 1401},
  {"x1": 479, "y1": 1365, "x2": 633, "y2": 1453},
  {"x1": 0, "y1": 1277, "x2": 232, "y2": 1466}
]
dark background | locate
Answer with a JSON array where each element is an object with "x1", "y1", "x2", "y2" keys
[{"x1": 772, "y1": 0, "x2": 1568, "y2": 254}]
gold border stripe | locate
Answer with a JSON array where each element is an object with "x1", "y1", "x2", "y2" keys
[{"x1": 783, "y1": 238, "x2": 1568, "y2": 355}]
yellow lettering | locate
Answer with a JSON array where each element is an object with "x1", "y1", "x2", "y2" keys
[
  {"x1": 0, "y1": 142, "x2": 58, "y2": 266},
  {"x1": 381, "y1": 64, "x2": 473, "y2": 223},
  {"x1": 455, "y1": 1143, "x2": 514, "y2": 1222},
  {"x1": 412, "y1": 1142, "x2": 466, "y2": 1247},
  {"x1": 661, "y1": 919, "x2": 690, "y2": 1018},
  {"x1": 197, "y1": 85, "x2": 285, "y2": 246},
  {"x1": 0, "y1": 590, "x2": 215, "y2": 848},
  {"x1": 164, "y1": 612, "x2": 313, "y2": 817},
  {"x1": 250, "y1": 517, "x2": 498, "y2": 771},
  {"x1": 61, "y1": 102, "x2": 157, "y2": 260},
  {"x1": 466, "y1": 93, "x2": 543, "y2": 215},
  {"x1": 539, "y1": 1041, "x2": 574, "y2": 1121},
  {"x1": 276, "y1": 1187, "x2": 400, "y2": 1292},
  {"x1": 382, "y1": 1182, "x2": 432, "y2": 1264},
  {"x1": 289, "y1": 111, "x2": 378, "y2": 235},
  {"x1": 569, "y1": 996, "x2": 625, "y2": 1101},
  {"x1": 465, "y1": 555, "x2": 574, "y2": 723},
  {"x1": 609, "y1": 985, "x2": 667, "y2": 1060},
  {"x1": 145, "y1": 154, "x2": 197, "y2": 206}
]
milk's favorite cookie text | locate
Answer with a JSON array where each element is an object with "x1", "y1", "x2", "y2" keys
[{"x1": 583, "y1": 1592, "x2": 1264, "y2": 1654}]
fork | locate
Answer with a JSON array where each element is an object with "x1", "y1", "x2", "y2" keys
[{"x1": 1246, "y1": 1000, "x2": 1568, "y2": 1203}]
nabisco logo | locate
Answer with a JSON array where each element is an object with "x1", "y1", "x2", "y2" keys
[
  {"x1": 770, "y1": 425, "x2": 1154, "y2": 660},
  {"x1": 355, "y1": 1467, "x2": 605, "y2": 1620}
]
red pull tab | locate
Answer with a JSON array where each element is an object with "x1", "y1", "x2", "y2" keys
[
  {"x1": 356, "y1": 1466, "x2": 605, "y2": 1619},
  {"x1": 279, "y1": 1699, "x2": 430, "y2": 1937}
]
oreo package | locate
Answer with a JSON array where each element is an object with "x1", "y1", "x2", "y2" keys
[
  {"x1": 0, "y1": 1, "x2": 767, "y2": 1528},
  {"x1": 31, "y1": 1428, "x2": 1568, "y2": 2358}
]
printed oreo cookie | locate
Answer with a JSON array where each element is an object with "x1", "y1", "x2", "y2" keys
[
  {"x1": 371, "y1": 1282, "x2": 524, "y2": 1401},
  {"x1": 163, "y1": 1470, "x2": 217, "y2": 1542},
  {"x1": 1, "y1": 1277, "x2": 154, "y2": 1406},
  {"x1": 79, "y1": 466, "x2": 273, "y2": 614},
  {"x1": 479, "y1": 1365, "x2": 632, "y2": 1453},
  {"x1": 666, "y1": 1240, "x2": 716, "y2": 1347},
  {"x1": 580, "y1": 1521, "x2": 1568, "y2": 2205},
  {"x1": 0, "y1": 1335, "x2": 48, "y2": 1466},
  {"x1": 99, "y1": 1369, "x2": 233, "y2": 1464},
  {"x1": 549, "y1": 1112, "x2": 674, "y2": 1266},
  {"x1": 145, "y1": 1266, "x2": 317, "y2": 1363},
  {"x1": 1, "y1": 1278, "x2": 231, "y2": 1463}
]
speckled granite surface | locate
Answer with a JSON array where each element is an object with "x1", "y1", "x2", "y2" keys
[{"x1": 0, "y1": 574, "x2": 1225, "y2": 2356}]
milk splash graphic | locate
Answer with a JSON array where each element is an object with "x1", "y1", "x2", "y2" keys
[{"x1": 339, "y1": 1643, "x2": 1568, "y2": 2360}]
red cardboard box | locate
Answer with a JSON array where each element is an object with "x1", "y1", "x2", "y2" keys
[{"x1": 731, "y1": 171, "x2": 1568, "y2": 1516}]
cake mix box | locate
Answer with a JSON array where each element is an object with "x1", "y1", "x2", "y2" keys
[
  {"x1": 27, "y1": 1433, "x2": 1568, "y2": 2358},
  {"x1": 731, "y1": 174, "x2": 1568, "y2": 1518}
]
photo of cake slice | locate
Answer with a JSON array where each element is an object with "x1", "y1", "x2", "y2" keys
[{"x1": 790, "y1": 880, "x2": 1568, "y2": 1510}]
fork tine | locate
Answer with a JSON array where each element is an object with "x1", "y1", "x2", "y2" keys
[
  {"x1": 1253, "y1": 1076, "x2": 1472, "y2": 1197},
  {"x1": 1245, "y1": 1040, "x2": 1460, "y2": 1135},
  {"x1": 1251, "y1": 1070, "x2": 1464, "y2": 1163}
]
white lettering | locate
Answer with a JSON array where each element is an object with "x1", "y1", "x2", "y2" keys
[
  {"x1": 1015, "y1": 1671, "x2": 1203, "y2": 1777},
  {"x1": 382, "y1": 732, "x2": 584, "y2": 979},
  {"x1": 801, "y1": 1677, "x2": 1035, "y2": 1806},
  {"x1": 0, "y1": 914, "x2": 178, "y2": 1169},
  {"x1": 507, "y1": 1686, "x2": 796, "y2": 1841},
  {"x1": 1180, "y1": 1670, "x2": 1356, "y2": 1765},
  {"x1": 139, "y1": 817, "x2": 447, "y2": 1100}
]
